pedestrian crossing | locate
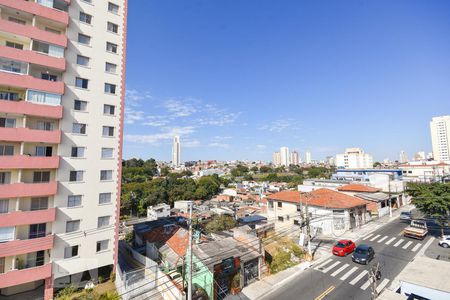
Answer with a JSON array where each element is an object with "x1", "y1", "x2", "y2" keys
[{"x1": 361, "y1": 234, "x2": 422, "y2": 252}]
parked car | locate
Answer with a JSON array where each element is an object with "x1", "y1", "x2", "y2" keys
[
  {"x1": 332, "y1": 239, "x2": 356, "y2": 256},
  {"x1": 438, "y1": 235, "x2": 450, "y2": 248},
  {"x1": 404, "y1": 219, "x2": 428, "y2": 240},
  {"x1": 352, "y1": 244, "x2": 375, "y2": 265},
  {"x1": 400, "y1": 211, "x2": 412, "y2": 221}
]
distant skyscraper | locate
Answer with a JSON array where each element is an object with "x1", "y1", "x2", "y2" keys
[
  {"x1": 399, "y1": 150, "x2": 408, "y2": 163},
  {"x1": 280, "y1": 147, "x2": 290, "y2": 166},
  {"x1": 430, "y1": 116, "x2": 450, "y2": 161},
  {"x1": 305, "y1": 151, "x2": 312, "y2": 164},
  {"x1": 335, "y1": 148, "x2": 373, "y2": 169},
  {"x1": 290, "y1": 151, "x2": 300, "y2": 165},
  {"x1": 272, "y1": 151, "x2": 281, "y2": 166},
  {"x1": 172, "y1": 136, "x2": 181, "y2": 167}
]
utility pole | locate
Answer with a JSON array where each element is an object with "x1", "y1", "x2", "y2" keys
[
  {"x1": 369, "y1": 262, "x2": 380, "y2": 299},
  {"x1": 388, "y1": 175, "x2": 392, "y2": 218},
  {"x1": 187, "y1": 201, "x2": 193, "y2": 300},
  {"x1": 306, "y1": 197, "x2": 312, "y2": 259}
]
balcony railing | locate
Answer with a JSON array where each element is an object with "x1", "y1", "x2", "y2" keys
[
  {"x1": 0, "y1": 262, "x2": 52, "y2": 289},
  {"x1": 0, "y1": 45, "x2": 66, "y2": 71},
  {"x1": 0, "y1": 0, "x2": 69, "y2": 25},
  {"x1": 0, "y1": 234, "x2": 54, "y2": 257},
  {"x1": 0, "y1": 155, "x2": 60, "y2": 169},
  {"x1": 0, "y1": 181, "x2": 58, "y2": 198},
  {"x1": 0, "y1": 71, "x2": 64, "y2": 95},
  {"x1": 0, "y1": 99, "x2": 63, "y2": 118},
  {"x1": 0, "y1": 208, "x2": 56, "y2": 227},
  {"x1": 0, "y1": 127, "x2": 61, "y2": 143}
]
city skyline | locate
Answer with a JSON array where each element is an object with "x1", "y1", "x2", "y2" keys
[{"x1": 122, "y1": 0, "x2": 450, "y2": 162}]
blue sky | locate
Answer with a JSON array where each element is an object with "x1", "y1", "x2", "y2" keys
[{"x1": 123, "y1": 0, "x2": 450, "y2": 162}]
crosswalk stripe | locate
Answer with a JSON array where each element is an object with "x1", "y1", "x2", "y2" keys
[
  {"x1": 314, "y1": 259, "x2": 333, "y2": 270},
  {"x1": 360, "y1": 279, "x2": 371, "y2": 290},
  {"x1": 369, "y1": 234, "x2": 381, "y2": 241},
  {"x1": 340, "y1": 266, "x2": 358, "y2": 281},
  {"x1": 377, "y1": 236, "x2": 388, "y2": 243},
  {"x1": 402, "y1": 241, "x2": 413, "y2": 249},
  {"x1": 376, "y1": 278, "x2": 390, "y2": 293},
  {"x1": 411, "y1": 243, "x2": 422, "y2": 252},
  {"x1": 349, "y1": 270, "x2": 368, "y2": 285},
  {"x1": 331, "y1": 263, "x2": 349, "y2": 277},
  {"x1": 385, "y1": 237, "x2": 396, "y2": 245},
  {"x1": 363, "y1": 233, "x2": 374, "y2": 240},
  {"x1": 322, "y1": 261, "x2": 341, "y2": 273},
  {"x1": 394, "y1": 239, "x2": 404, "y2": 247}
]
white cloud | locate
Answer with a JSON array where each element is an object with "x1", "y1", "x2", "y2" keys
[
  {"x1": 124, "y1": 126, "x2": 195, "y2": 145},
  {"x1": 184, "y1": 138, "x2": 201, "y2": 148},
  {"x1": 142, "y1": 115, "x2": 170, "y2": 127},
  {"x1": 125, "y1": 107, "x2": 145, "y2": 124},
  {"x1": 164, "y1": 99, "x2": 199, "y2": 117},
  {"x1": 212, "y1": 136, "x2": 232, "y2": 142},
  {"x1": 256, "y1": 144, "x2": 266, "y2": 150},
  {"x1": 208, "y1": 142, "x2": 230, "y2": 148},
  {"x1": 125, "y1": 89, "x2": 153, "y2": 107},
  {"x1": 259, "y1": 119, "x2": 297, "y2": 132}
]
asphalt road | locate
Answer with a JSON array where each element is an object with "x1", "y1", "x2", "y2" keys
[{"x1": 260, "y1": 218, "x2": 432, "y2": 300}]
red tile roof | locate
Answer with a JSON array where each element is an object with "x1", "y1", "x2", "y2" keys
[
  {"x1": 268, "y1": 188, "x2": 369, "y2": 209},
  {"x1": 337, "y1": 184, "x2": 380, "y2": 193}
]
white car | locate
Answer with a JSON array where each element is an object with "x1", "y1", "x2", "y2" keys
[{"x1": 439, "y1": 235, "x2": 450, "y2": 248}]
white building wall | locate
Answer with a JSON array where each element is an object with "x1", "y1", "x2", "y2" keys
[
  {"x1": 430, "y1": 116, "x2": 450, "y2": 161},
  {"x1": 280, "y1": 147, "x2": 290, "y2": 167}
]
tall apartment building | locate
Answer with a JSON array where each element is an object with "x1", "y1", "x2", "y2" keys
[
  {"x1": 172, "y1": 135, "x2": 181, "y2": 167},
  {"x1": 335, "y1": 148, "x2": 373, "y2": 169},
  {"x1": 290, "y1": 150, "x2": 299, "y2": 165},
  {"x1": 430, "y1": 116, "x2": 450, "y2": 162},
  {"x1": 0, "y1": 0, "x2": 128, "y2": 298},
  {"x1": 279, "y1": 146, "x2": 289, "y2": 167},
  {"x1": 305, "y1": 151, "x2": 312, "y2": 164},
  {"x1": 272, "y1": 151, "x2": 281, "y2": 166},
  {"x1": 399, "y1": 150, "x2": 408, "y2": 163}
]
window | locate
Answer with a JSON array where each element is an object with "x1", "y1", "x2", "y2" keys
[
  {"x1": 64, "y1": 245, "x2": 79, "y2": 258},
  {"x1": 0, "y1": 91, "x2": 19, "y2": 101},
  {"x1": 29, "y1": 223, "x2": 46, "y2": 239},
  {"x1": 71, "y1": 147, "x2": 85, "y2": 158},
  {"x1": 35, "y1": 146, "x2": 52, "y2": 157},
  {"x1": 104, "y1": 83, "x2": 116, "y2": 94},
  {"x1": 103, "y1": 104, "x2": 115, "y2": 115},
  {"x1": 45, "y1": 27, "x2": 61, "y2": 34},
  {"x1": 6, "y1": 41, "x2": 23, "y2": 50},
  {"x1": 277, "y1": 201, "x2": 282, "y2": 208},
  {"x1": 41, "y1": 73, "x2": 57, "y2": 81},
  {"x1": 33, "y1": 171, "x2": 50, "y2": 183},
  {"x1": 0, "y1": 199, "x2": 8, "y2": 214},
  {"x1": 78, "y1": 33, "x2": 91, "y2": 45},
  {"x1": 75, "y1": 77, "x2": 89, "y2": 89},
  {"x1": 106, "y1": 42, "x2": 117, "y2": 53},
  {"x1": 0, "y1": 145, "x2": 14, "y2": 156},
  {"x1": 100, "y1": 170, "x2": 112, "y2": 181},
  {"x1": 0, "y1": 172, "x2": 11, "y2": 184},
  {"x1": 36, "y1": 121, "x2": 54, "y2": 131},
  {"x1": 8, "y1": 17, "x2": 26, "y2": 25},
  {"x1": 27, "y1": 90, "x2": 61, "y2": 106},
  {"x1": 102, "y1": 126, "x2": 114, "y2": 137},
  {"x1": 76, "y1": 55, "x2": 90, "y2": 66},
  {"x1": 105, "y1": 62, "x2": 117, "y2": 73},
  {"x1": 79, "y1": 12, "x2": 92, "y2": 24},
  {"x1": 0, "y1": 227, "x2": 15, "y2": 242},
  {"x1": 31, "y1": 197, "x2": 48, "y2": 211},
  {"x1": 32, "y1": 41, "x2": 64, "y2": 58},
  {"x1": 101, "y1": 148, "x2": 113, "y2": 159},
  {"x1": 66, "y1": 220, "x2": 80, "y2": 233},
  {"x1": 96, "y1": 239, "x2": 109, "y2": 252},
  {"x1": 72, "y1": 123, "x2": 86, "y2": 134},
  {"x1": 108, "y1": 2, "x2": 119, "y2": 13},
  {"x1": 69, "y1": 171, "x2": 84, "y2": 182},
  {"x1": 68, "y1": 195, "x2": 82, "y2": 207},
  {"x1": 97, "y1": 216, "x2": 110, "y2": 228},
  {"x1": 107, "y1": 22, "x2": 118, "y2": 33},
  {"x1": 99, "y1": 193, "x2": 111, "y2": 204},
  {"x1": 0, "y1": 118, "x2": 16, "y2": 128},
  {"x1": 74, "y1": 100, "x2": 87, "y2": 111}
]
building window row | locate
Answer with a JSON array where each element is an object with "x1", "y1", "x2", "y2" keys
[
  {"x1": 66, "y1": 193, "x2": 112, "y2": 208},
  {"x1": 69, "y1": 170, "x2": 114, "y2": 182},
  {"x1": 71, "y1": 123, "x2": 115, "y2": 137}
]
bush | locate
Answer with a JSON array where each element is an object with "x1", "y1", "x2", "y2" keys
[
  {"x1": 110, "y1": 270, "x2": 116, "y2": 283},
  {"x1": 56, "y1": 285, "x2": 77, "y2": 300}
]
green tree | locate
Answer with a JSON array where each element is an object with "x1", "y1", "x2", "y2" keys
[
  {"x1": 373, "y1": 162, "x2": 382, "y2": 168},
  {"x1": 160, "y1": 167, "x2": 170, "y2": 176},
  {"x1": 205, "y1": 215, "x2": 237, "y2": 233},
  {"x1": 259, "y1": 166, "x2": 273, "y2": 173},
  {"x1": 250, "y1": 166, "x2": 259, "y2": 173}
]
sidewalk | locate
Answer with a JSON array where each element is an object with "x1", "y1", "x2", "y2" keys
[{"x1": 237, "y1": 205, "x2": 414, "y2": 300}]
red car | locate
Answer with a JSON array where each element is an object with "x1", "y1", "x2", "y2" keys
[{"x1": 332, "y1": 240, "x2": 356, "y2": 256}]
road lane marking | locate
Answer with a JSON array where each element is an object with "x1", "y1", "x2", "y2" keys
[
  {"x1": 411, "y1": 243, "x2": 422, "y2": 252},
  {"x1": 322, "y1": 261, "x2": 340, "y2": 273},
  {"x1": 363, "y1": 233, "x2": 374, "y2": 240},
  {"x1": 349, "y1": 270, "x2": 368, "y2": 285},
  {"x1": 370, "y1": 234, "x2": 381, "y2": 241},
  {"x1": 331, "y1": 263, "x2": 349, "y2": 277},
  {"x1": 360, "y1": 279, "x2": 371, "y2": 290},
  {"x1": 314, "y1": 259, "x2": 333, "y2": 270},
  {"x1": 394, "y1": 239, "x2": 404, "y2": 247},
  {"x1": 315, "y1": 286, "x2": 335, "y2": 300},
  {"x1": 340, "y1": 266, "x2": 358, "y2": 281},
  {"x1": 376, "y1": 278, "x2": 390, "y2": 293},
  {"x1": 402, "y1": 241, "x2": 413, "y2": 249},
  {"x1": 385, "y1": 237, "x2": 396, "y2": 245},
  {"x1": 377, "y1": 236, "x2": 388, "y2": 243}
]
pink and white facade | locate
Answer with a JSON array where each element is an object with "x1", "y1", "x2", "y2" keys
[{"x1": 0, "y1": 0, "x2": 127, "y2": 298}]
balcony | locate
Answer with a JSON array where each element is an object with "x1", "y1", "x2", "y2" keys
[
  {"x1": 0, "y1": 234, "x2": 54, "y2": 257},
  {"x1": 0, "y1": 181, "x2": 57, "y2": 198},
  {"x1": 0, "y1": 45, "x2": 65, "y2": 71},
  {"x1": 0, "y1": 208, "x2": 56, "y2": 227},
  {"x1": 0, "y1": 127, "x2": 61, "y2": 143},
  {"x1": 0, "y1": 72, "x2": 64, "y2": 95},
  {"x1": 0, "y1": 18, "x2": 67, "y2": 48},
  {"x1": 0, "y1": 263, "x2": 51, "y2": 288},
  {"x1": 0, "y1": 155, "x2": 60, "y2": 169},
  {"x1": 0, "y1": 99, "x2": 63, "y2": 118},
  {"x1": 0, "y1": 0, "x2": 69, "y2": 26}
]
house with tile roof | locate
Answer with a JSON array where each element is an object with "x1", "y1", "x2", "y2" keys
[{"x1": 266, "y1": 188, "x2": 369, "y2": 235}]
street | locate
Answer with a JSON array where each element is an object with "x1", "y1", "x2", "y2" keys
[{"x1": 260, "y1": 217, "x2": 439, "y2": 300}]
